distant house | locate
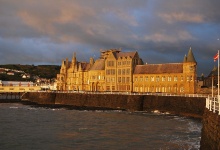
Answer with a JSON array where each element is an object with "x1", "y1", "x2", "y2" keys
[
  {"x1": 22, "y1": 74, "x2": 30, "y2": 79},
  {"x1": 7, "y1": 72, "x2": 14, "y2": 75},
  {"x1": 0, "y1": 69, "x2": 6, "y2": 74}
]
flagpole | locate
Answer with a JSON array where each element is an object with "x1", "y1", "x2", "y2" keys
[{"x1": 218, "y1": 50, "x2": 219, "y2": 101}]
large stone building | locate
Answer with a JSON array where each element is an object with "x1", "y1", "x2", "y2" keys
[{"x1": 57, "y1": 48, "x2": 197, "y2": 94}]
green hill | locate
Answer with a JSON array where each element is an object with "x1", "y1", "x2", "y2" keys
[{"x1": 0, "y1": 64, "x2": 61, "y2": 81}]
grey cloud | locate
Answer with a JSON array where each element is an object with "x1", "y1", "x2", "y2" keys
[{"x1": 0, "y1": 0, "x2": 220, "y2": 76}]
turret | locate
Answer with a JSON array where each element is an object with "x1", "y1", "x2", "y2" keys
[
  {"x1": 72, "y1": 52, "x2": 76, "y2": 66},
  {"x1": 65, "y1": 58, "x2": 69, "y2": 68},
  {"x1": 183, "y1": 47, "x2": 197, "y2": 94},
  {"x1": 185, "y1": 47, "x2": 197, "y2": 63},
  {"x1": 183, "y1": 55, "x2": 187, "y2": 63},
  {"x1": 90, "y1": 57, "x2": 94, "y2": 66}
]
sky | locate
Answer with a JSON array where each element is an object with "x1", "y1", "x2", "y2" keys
[{"x1": 1, "y1": 0, "x2": 220, "y2": 76}]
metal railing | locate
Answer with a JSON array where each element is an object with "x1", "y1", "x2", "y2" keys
[
  {"x1": 206, "y1": 96, "x2": 220, "y2": 115},
  {"x1": 42, "y1": 90, "x2": 208, "y2": 98}
]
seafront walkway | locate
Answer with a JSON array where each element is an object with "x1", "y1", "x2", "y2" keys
[
  {"x1": 0, "y1": 90, "x2": 208, "y2": 99},
  {"x1": 55, "y1": 90, "x2": 208, "y2": 98}
]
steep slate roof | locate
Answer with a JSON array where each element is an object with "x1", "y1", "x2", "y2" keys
[
  {"x1": 116, "y1": 51, "x2": 136, "y2": 59},
  {"x1": 80, "y1": 62, "x2": 90, "y2": 71},
  {"x1": 134, "y1": 63, "x2": 183, "y2": 74},
  {"x1": 184, "y1": 48, "x2": 196, "y2": 63},
  {"x1": 207, "y1": 66, "x2": 218, "y2": 77},
  {"x1": 187, "y1": 48, "x2": 196, "y2": 62},
  {"x1": 90, "y1": 59, "x2": 105, "y2": 70}
]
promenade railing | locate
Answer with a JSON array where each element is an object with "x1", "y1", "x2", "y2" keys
[
  {"x1": 43, "y1": 90, "x2": 208, "y2": 98},
  {"x1": 206, "y1": 96, "x2": 220, "y2": 115}
]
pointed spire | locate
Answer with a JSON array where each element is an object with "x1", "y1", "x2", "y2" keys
[
  {"x1": 183, "y1": 54, "x2": 187, "y2": 63},
  {"x1": 72, "y1": 52, "x2": 76, "y2": 66},
  {"x1": 186, "y1": 47, "x2": 196, "y2": 63},
  {"x1": 212, "y1": 65, "x2": 217, "y2": 71}
]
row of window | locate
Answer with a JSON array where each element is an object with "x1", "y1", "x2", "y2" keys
[
  {"x1": 107, "y1": 60, "x2": 131, "y2": 67},
  {"x1": 106, "y1": 85, "x2": 131, "y2": 91},
  {"x1": 134, "y1": 75, "x2": 193, "y2": 82},
  {"x1": 133, "y1": 86, "x2": 184, "y2": 93},
  {"x1": 118, "y1": 69, "x2": 130, "y2": 75},
  {"x1": 106, "y1": 69, "x2": 131, "y2": 75},
  {"x1": 118, "y1": 61, "x2": 130, "y2": 66}
]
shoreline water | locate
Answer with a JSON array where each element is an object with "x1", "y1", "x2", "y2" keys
[{"x1": 0, "y1": 102, "x2": 202, "y2": 149}]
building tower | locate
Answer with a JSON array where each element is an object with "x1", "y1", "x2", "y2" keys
[{"x1": 183, "y1": 47, "x2": 197, "y2": 93}]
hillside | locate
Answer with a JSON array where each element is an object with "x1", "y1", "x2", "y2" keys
[{"x1": 0, "y1": 64, "x2": 61, "y2": 82}]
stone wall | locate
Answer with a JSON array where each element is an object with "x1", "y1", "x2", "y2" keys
[
  {"x1": 143, "y1": 95, "x2": 205, "y2": 118},
  {"x1": 200, "y1": 108, "x2": 220, "y2": 150},
  {"x1": 22, "y1": 92, "x2": 206, "y2": 118},
  {"x1": 22, "y1": 92, "x2": 56, "y2": 104}
]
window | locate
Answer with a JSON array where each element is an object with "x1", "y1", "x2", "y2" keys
[
  {"x1": 122, "y1": 69, "x2": 125, "y2": 75},
  {"x1": 156, "y1": 76, "x2": 160, "y2": 82},
  {"x1": 118, "y1": 69, "x2": 121, "y2": 75},
  {"x1": 126, "y1": 77, "x2": 130, "y2": 82},
  {"x1": 122, "y1": 77, "x2": 125, "y2": 83},
  {"x1": 187, "y1": 76, "x2": 190, "y2": 81},
  {"x1": 151, "y1": 76, "x2": 154, "y2": 82},
  {"x1": 140, "y1": 76, "x2": 143, "y2": 81},
  {"x1": 162, "y1": 76, "x2": 166, "y2": 81},
  {"x1": 118, "y1": 77, "x2": 121, "y2": 82},
  {"x1": 168, "y1": 76, "x2": 172, "y2": 82},
  {"x1": 118, "y1": 62, "x2": 121, "y2": 66},
  {"x1": 111, "y1": 69, "x2": 115, "y2": 75},
  {"x1": 126, "y1": 69, "x2": 130, "y2": 75},
  {"x1": 190, "y1": 76, "x2": 193, "y2": 81},
  {"x1": 135, "y1": 77, "x2": 138, "y2": 82},
  {"x1": 180, "y1": 87, "x2": 184, "y2": 92},
  {"x1": 181, "y1": 76, "x2": 183, "y2": 81},
  {"x1": 107, "y1": 61, "x2": 114, "y2": 67},
  {"x1": 145, "y1": 76, "x2": 148, "y2": 82},
  {"x1": 174, "y1": 76, "x2": 178, "y2": 81},
  {"x1": 106, "y1": 86, "x2": 110, "y2": 91}
]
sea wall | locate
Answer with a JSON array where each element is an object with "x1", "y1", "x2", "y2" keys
[
  {"x1": 143, "y1": 95, "x2": 205, "y2": 118},
  {"x1": 22, "y1": 92, "x2": 206, "y2": 118},
  {"x1": 200, "y1": 108, "x2": 220, "y2": 150},
  {"x1": 22, "y1": 92, "x2": 56, "y2": 104}
]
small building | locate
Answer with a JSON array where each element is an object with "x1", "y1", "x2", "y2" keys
[
  {"x1": 0, "y1": 81, "x2": 41, "y2": 92},
  {"x1": 7, "y1": 72, "x2": 14, "y2": 75}
]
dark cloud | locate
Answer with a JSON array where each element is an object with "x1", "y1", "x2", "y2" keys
[{"x1": 0, "y1": 0, "x2": 220, "y2": 76}]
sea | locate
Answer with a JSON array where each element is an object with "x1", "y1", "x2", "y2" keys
[{"x1": 0, "y1": 103, "x2": 202, "y2": 150}]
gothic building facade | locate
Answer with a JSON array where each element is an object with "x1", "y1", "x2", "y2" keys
[{"x1": 57, "y1": 48, "x2": 197, "y2": 94}]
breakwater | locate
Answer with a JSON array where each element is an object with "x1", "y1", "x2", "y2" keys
[
  {"x1": 21, "y1": 92, "x2": 205, "y2": 118},
  {"x1": 200, "y1": 108, "x2": 220, "y2": 150}
]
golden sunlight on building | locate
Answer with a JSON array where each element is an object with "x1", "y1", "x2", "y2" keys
[{"x1": 57, "y1": 48, "x2": 197, "y2": 94}]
